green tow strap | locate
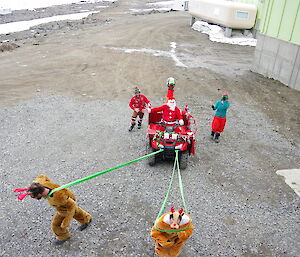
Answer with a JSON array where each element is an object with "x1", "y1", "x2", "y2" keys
[
  {"x1": 46, "y1": 149, "x2": 164, "y2": 198},
  {"x1": 175, "y1": 152, "x2": 188, "y2": 213},
  {"x1": 154, "y1": 150, "x2": 190, "y2": 233},
  {"x1": 154, "y1": 150, "x2": 177, "y2": 221}
]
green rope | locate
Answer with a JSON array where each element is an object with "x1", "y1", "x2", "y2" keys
[
  {"x1": 176, "y1": 152, "x2": 188, "y2": 213},
  {"x1": 46, "y1": 149, "x2": 164, "y2": 198},
  {"x1": 154, "y1": 225, "x2": 191, "y2": 233},
  {"x1": 154, "y1": 150, "x2": 190, "y2": 233},
  {"x1": 154, "y1": 151, "x2": 177, "y2": 221}
]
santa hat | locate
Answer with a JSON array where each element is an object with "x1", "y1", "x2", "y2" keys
[
  {"x1": 134, "y1": 87, "x2": 141, "y2": 94},
  {"x1": 222, "y1": 94, "x2": 229, "y2": 99}
]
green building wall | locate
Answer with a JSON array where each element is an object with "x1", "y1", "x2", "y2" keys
[
  {"x1": 251, "y1": 0, "x2": 300, "y2": 90},
  {"x1": 221, "y1": 0, "x2": 300, "y2": 89},
  {"x1": 259, "y1": 0, "x2": 300, "y2": 45}
]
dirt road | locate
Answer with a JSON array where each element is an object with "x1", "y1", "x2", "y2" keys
[{"x1": 0, "y1": 0, "x2": 299, "y2": 256}]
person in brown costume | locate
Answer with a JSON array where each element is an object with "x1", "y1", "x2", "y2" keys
[{"x1": 27, "y1": 174, "x2": 92, "y2": 245}]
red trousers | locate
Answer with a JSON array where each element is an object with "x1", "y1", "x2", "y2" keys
[{"x1": 212, "y1": 116, "x2": 226, "y2": 133}]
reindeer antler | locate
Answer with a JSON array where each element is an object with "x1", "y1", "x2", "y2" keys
[
  {"x1": 170, "y1": 206, "x2": 175, "y2": 213},
  {"x1": 179, "y1": 208, "x2": 184, "y2": 214}
]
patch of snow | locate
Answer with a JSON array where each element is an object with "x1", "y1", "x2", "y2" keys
[
  {"x1": 170, "y1": 41, "x2": 176, "y2": 53},
  {"x1": 0, "y1": 8, "x2": 12, "y2": 15},
  {"x1": 192, "y1": 21, "x2": 257, "y2": 47},
  {"x1": 101, "y1": 43, "x2": 187, "y2": 67},
  {"x1": 0, "y1": 0, "x2": 114, "y2": 11},
  {"x1": 276, "y1": 169, "x2": 300, "y2": 197},
  {"x1": 147, "y1": 1, "x2": 175, "y2": 8},
  {"x1": 0, "y1": 11, "x2": 98, "y2": 35},
  {"x1": 130, "y1": 8, "x2": 171, "y2": 13}
]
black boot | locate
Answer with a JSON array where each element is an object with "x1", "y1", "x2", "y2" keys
[
  {"x1": 53, "y1": 238, "x2": 69, "y2": 246},
  {"x1": 211, "y1": 131, "x2": 215, "y2": 139},
  {"x1": 128, "y1": 124, "x2": 135, "y2": 132},
  {"x1": 78, "y1": 218, "x2": 92, "y2": 231},
  {"x1": 138, "y1": 121, "x2": 142, "y2": 129},
  {"x1": 214, "y1": 132, "x2": 220, "y2": 143}
]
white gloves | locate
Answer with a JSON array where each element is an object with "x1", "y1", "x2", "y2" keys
[
  {"x1": 147, "y1": 108, "x2": 151, "y2": 113},
  {"x1": 179, "y1": 119, "x2": 184, "y2": 126},
  {"x1": 134, "y1": 108, "x2": 139, "y2": 112}
]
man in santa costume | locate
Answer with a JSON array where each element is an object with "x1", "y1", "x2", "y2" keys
[
  {"x1": 128, "y1": 87, "x2": 151, "y2": 131},
  {"x1": 149, "y1": 97, "x2": 184, "y2": 132},
  {"x1": 211, "y1": 94, "x2": 230, "y2": 143}
]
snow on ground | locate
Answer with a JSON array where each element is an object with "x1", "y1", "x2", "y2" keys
[
  {"x1": 130, "y1": 0, "x2": 175, "y2": 13},
  {"x1": 0, "y1": 0, "x2": 114, "y2": 11},
  {"x1": 0, "y1": 8, "x2": 11, "y2": 15},
  {"x1": 147, "y1": 1, "x2": 175, "y2": 8},
  {"x1": 192, "y1": 20, "x2": 257, "y2": 47},
  {"x1": 129, "y1": 8, "x2": 172, "y2": 13},
  {"x1": 276, "y1": 169, "x2": 300, "y2": 197},
  {"x1": 100, "y1": 41, "x2": 187, "y2": 67},
  {"x1": 0, "y1": 11, "x2": 99, "y2": 35},
  {"x1": 0, "y1": 0, "x2": 114, "y2": 35}
]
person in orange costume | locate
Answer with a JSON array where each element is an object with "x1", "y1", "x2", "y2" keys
[
  {"x1": 16, "y1": 174, "x2": 92, "y2": 245},
  {"x1": 151, "y1": 206, "x2": 194, "y2": 257}
]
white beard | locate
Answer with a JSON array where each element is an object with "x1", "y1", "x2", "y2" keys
[{"x1": 167, "y1": 103, "x2": 176, "y2": 111}]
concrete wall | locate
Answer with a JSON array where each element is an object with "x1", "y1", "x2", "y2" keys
[{"x1": 252, "y1": 33, "x2": 300, "y2": 91}]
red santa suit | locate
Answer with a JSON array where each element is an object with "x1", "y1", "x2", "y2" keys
[
  {"x1": 151, "y1": 104, "x2": 183, "y2": 123},
  {"x1": 129, "y1": 94, "x2": 150, "y2": 112},
  {"x1": 128, "y1": 88, "x2": 151, "y2": 131},
  {"x1": 150, "y1": 98, "x2": 184, "y2": 133}
]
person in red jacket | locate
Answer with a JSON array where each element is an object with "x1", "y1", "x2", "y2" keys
[
  {"x1": 128, "y1": 87, "x2": 151, "y2": 131},
  {"x1": 149, "y1": 97, "x2": 184, "y2": 131}
]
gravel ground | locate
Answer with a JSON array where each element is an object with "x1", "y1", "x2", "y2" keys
[
  {"x1": 0, "y1": 0, "x2": 300, "y2": 256},
  {"x1": 1, "y1": 92, "x2": 299, "y2": 257}
]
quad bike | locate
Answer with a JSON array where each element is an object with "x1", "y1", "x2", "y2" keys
[{"x1": 146, "y1": 111, "x2": 196, "y2": 170}]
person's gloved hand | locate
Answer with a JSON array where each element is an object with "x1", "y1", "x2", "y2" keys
[
  {"x1": 147, "y1": 107, "x2": 151, "y2": 113},
  {"x1": 179, "y1": 119, "x2": 184, "y2": 126},
  {"x1": 211, "y1": 105, "x2": 215, "y2": 110},
  {"x1": 134, "y1": 108, "x2": 139, "y2": 112}
]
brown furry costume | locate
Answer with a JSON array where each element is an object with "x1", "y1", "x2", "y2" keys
[
  {"x1": 151, "y1": 210, "x2": 194, "y2": 257},
  {"x1": 34, "y1": 174, "x2": 92, "y2": 241}
]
